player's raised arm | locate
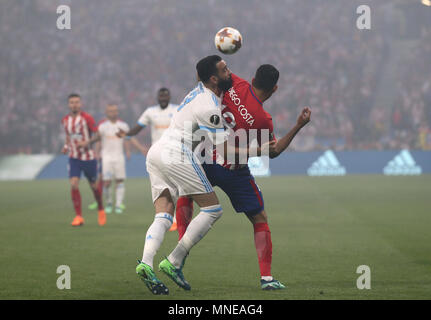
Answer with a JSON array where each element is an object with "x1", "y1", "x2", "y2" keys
[{"x1": 266, "y1": 106, "x2": 311, "y2": 159}]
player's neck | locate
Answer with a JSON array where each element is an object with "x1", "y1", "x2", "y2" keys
[
  {"x1": 109, "y1": 118, "x2": 117, "y2": 123},
  {"x1": 251, "y1": 86, "x2": 269, "y2": 104},
  {"x1": 203, "y1": 82, "x2": 222, "y2": 97},
  {"x1": 70, "y1": 111, "x2": 81, "y2": 118}
]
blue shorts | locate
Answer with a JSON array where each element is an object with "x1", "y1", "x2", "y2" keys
[
  {"x1": 68, "y1": 158, "x2": 98, "y2": 183},
  {"x1": 202, "y1": 164, "x2": 264, "y2": 216}
]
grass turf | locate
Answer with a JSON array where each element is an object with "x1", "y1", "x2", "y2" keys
[{"x1": 0, "y1": 175, "x2": 430, "y2": 300}]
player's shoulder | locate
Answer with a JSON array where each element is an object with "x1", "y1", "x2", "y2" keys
[
  {"x1": 200, "y1": 86, "x2": 222, "y2": 108},
  {"x1": 61, "y1": 114, "x2": 69, "y2": 122},
  {"x1": 231, "y1": 72, "x2": 249, "y2": 88},
  {"x1": 117, "y1": 119, "x2": 129, "y2": 127},
  {"x1": 80, "y1": 111, "x2": 95, "y2": 121}
]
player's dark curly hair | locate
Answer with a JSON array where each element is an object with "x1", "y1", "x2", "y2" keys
[
  {"x1": 196, "y1": 55, "x2": 222, "y2": 83},
  {"x1": 254, "y1": 64, "x2": 279, "y2": 92},
  {"x1": 68, "y1": 93, "x2": 81, "y2": 100}
]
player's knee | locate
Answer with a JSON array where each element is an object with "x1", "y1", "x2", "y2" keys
[
  {"x1": 201, "y1": 204, "x2": 223, "y2": 223},
  {"x1": 70, "y1": 178, "x2": 79, "y2": 189}
]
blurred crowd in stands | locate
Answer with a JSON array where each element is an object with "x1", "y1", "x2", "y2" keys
[{"x1": 1, "y1": 0, "x2": 430, "y2": 154}]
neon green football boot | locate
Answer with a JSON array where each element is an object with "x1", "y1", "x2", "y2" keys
[
  {"x1": 136, "y1": 260, "x2": 169, "y2": 295},
  {"x1": 159, "y1": 258, "x2": 191, "y2": 291},
  {"x1": 88, "y1": 202, "x2": 98, "y2": 210}
]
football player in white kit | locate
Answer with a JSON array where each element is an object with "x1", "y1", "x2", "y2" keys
[
  {"x1": 117, "y1": 88, "x2": 181, "y2": 231},
  {"x1": 119, "y1": 55, "x2": 233, "y2": 295},
  {"x1": 79, "y1": 104, "x2": 139, "y2": 214}
]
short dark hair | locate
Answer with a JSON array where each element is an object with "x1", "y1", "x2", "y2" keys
[
  {"x1": 158, "y1": 87, "x2": 170, "y2": 94},
  {"x1": 254, "y1": 64, "x2": 279, "y2": 92},
  {"x1": 196, "y1": 55, "x2": 222, "y2": 83},
  {"x1": 68, "y1": 93, "x2": 81, "y2": 100}
]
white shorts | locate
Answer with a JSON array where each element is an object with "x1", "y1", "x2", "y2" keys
[
  {"x1": 102, "y1": 158, "x2": 126, "y2": 180},
  {"x1": 146, "y1": 140, "x2": 213, "y2": 203}
]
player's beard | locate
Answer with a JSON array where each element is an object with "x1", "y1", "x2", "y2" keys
[{"x1": 217, "y1": 76, "x2": 233, "y2": 92}]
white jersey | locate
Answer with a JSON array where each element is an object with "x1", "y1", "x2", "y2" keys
[
  {"x1": 137, "y1": 103, "x2": 177, "y2": 144},
  {"x1": 160, "y1": 82, "x2": 225, "y2": 149},
  {"x1": 98, "y1": 119, "x2": 130, "y2": 161},
  {"x1": 146, "y1": 82, "x2": 224, "y2": 202}
]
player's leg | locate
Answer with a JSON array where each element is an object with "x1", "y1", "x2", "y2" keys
[
  {"x1": 101, "y1": 158, "x2": 113, "y2": 212},
  {"x1": 245, "y1": 210, "x2": 284, "y2": 290},
  {"x1": 161, "y1": 191, "x2": 222, "y2": 290},
  {"x1": 88, "y1": 159, "x2": 102, "y2": 210},
  {"x1": 159, "y1": 149, "x2": 223, "y2": 290},
  {"x1": 137, "y1": 188, "x2": 174, "y2": 295},
  {"x1": 103, "y1": 180, "x2": 113, "y2": 213},
  {"x1": 84, "y1": 159, "x2": 105, "y2": 226},
  {"x1": 114, "y1": 179, "x2": 125, "y2": 214},
  {"x1": 114, "y1": 160, "x2": 126, "y2": 214},
  {"x1": 69, "y1": 158, "x2": 84, "y2": 226},
  {"x1": 174, "y1": 196, "x2": 194, "y2": 239}
]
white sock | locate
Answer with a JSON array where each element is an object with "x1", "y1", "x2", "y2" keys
[
  {"x1": 103, "y1": 184, "x2": 112, "y2": 205},
  {"x1": 115, "y1": 182, "x2": 125, "y2": 207},
  {"x1": 168, "y1": 204, "x2": 222, "y2": 268},
  {"x1": 261, "y1": 276, "x2": 273, "y2": 281},
  {"x1": 142, "y1": 213, "x2": 173, "y2": 268}
]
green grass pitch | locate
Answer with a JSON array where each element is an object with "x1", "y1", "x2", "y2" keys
[{"x1": 1, "y1": 175, "x2": 430, "y2": 300}]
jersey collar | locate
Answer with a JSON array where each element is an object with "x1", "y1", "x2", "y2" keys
[{"x1": 249, "y1": 86, "x2": 263, "y2": 106}]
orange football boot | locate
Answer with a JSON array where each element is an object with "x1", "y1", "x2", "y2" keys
[
  {"x1": 71, "y1": 216, "x2": 84, "y2": 226},
  {"x1": 98, "y1": 209, "x2": 106, "y2": 226},
  {"x1": 169, "y1": 220, "x2": 177, "y2": 232}
]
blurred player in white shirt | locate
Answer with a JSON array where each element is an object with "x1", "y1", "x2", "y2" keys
[
  {"x1": 117, "y1": 88, "x2": 181, "y2": 230},
  {"x1": 79, "y1": 104, "x2": 144, "y2": 214}
]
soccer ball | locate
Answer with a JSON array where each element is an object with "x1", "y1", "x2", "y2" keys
[{"x1": 214, "y1": 27, "x2": 242, "y2": 55}]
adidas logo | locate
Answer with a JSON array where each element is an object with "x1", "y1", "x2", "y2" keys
[
  {"x1": 307, "y1": 150, "x2": 346, "y2": 176},
  {"x1": 383, "y1": 150, "x2": 422, "y2": 175}
]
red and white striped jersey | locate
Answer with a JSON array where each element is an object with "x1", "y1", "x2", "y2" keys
[{"x1": 62, "y1": 111, "x2": 97, "y2": 160}]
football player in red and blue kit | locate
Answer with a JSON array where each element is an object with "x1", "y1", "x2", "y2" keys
[
  {"x1": 176, "y1": 64, "x2": 311, "y2": 290},
  {"x1": 61, "y1": 93, "x2": 106, "y2": 227}
]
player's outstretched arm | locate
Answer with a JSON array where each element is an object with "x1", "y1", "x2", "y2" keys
[
  {"x1": 116, "y1": 124, "x2": 143, "y2": 138},
  {"x1": 267, "y1": 107, "x2": 311, "y2": 159}
]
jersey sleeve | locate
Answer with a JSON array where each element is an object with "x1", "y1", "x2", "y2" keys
[
  {"x1": 137, "y1": 109, "x2": 150, "y2": 127},
  {"x1": 83, "y1": 113, "x2": 98, "y2": 133}
]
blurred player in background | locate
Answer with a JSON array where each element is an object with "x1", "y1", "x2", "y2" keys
[
  {"x1": 61, "y1": 93, "x2": 106, "y2": 227},
  {"x1": 79, "y1": 104, "x2": 146, "y2": 214},
  {"x1": 117, "y1": 88, "x2": 182, "y2": 230},
  {"x1": 87, "y1": 119, "x2": 146, "y2": 213},
  {"x1": 175, "y1": 65, "x2": 311, "y2": 290}
]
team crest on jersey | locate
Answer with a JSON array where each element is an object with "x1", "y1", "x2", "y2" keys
[{"x1": 210, "y1": 114, "x2": 220, "y2": 125}]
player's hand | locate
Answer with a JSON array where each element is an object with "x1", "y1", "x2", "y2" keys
[
  {"x1": 297, "y1": 107, "x2": 311, "y2": 128},
  {"x1": 61, "y1": 145, "x2": 68, "y2": 154},
  {"x1": 126, "y1": 151, "x2": 131, "y2": 160},
  {"x1": 116, "y1": 129, "x2": 127, "y2": 138},
  {"x1": 76, "y1": 140, "x2": 89, "y2": 148}
]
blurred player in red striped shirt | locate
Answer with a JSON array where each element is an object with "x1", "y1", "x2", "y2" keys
[{"x1": 61, "y1": 93, "x2": 106, "y2": 226}]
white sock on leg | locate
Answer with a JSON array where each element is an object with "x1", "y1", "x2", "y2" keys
[
  {"x1": 142, "y1": 213, "x2": 173, "y2": 269},
  {"x1": 103, "y1": 184, "x2": 112, "y2": 205},
  {"x1": 115, "y1": 182, "x2": 125, "y2": 207},
  {"x1": 168, "y1": 204, "x2": 222, "y2": 268}
]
